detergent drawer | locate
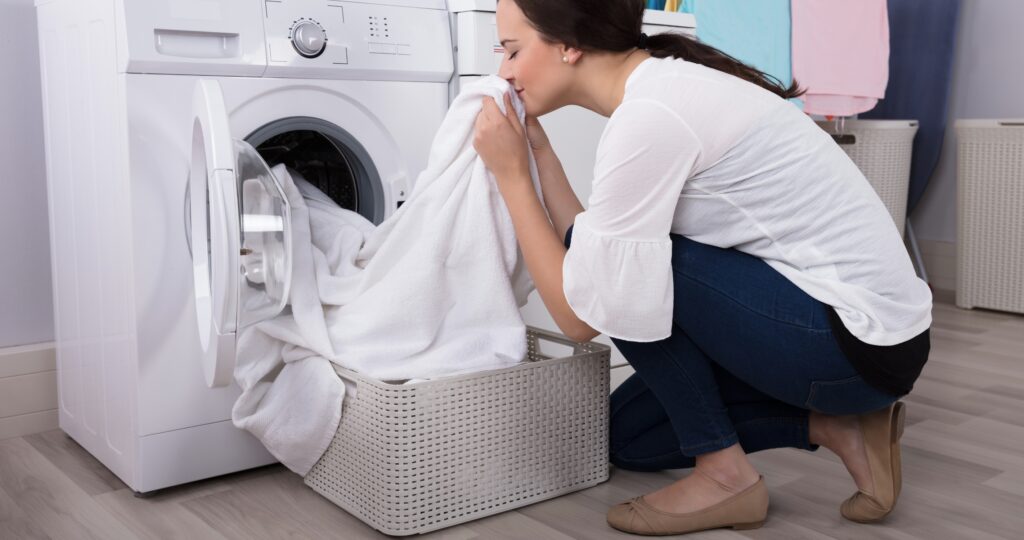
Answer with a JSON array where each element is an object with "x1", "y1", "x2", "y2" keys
[{"x1": 118, "y1": 0, "x2": 267, "y2": 76}]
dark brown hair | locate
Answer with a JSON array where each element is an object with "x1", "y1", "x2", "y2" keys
[{"x1": 508, "y1": 0, "x2": 805, "y2": 101}]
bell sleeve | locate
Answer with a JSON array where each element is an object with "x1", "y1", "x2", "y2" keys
[{"x1": 562, "y1": 99, "x2": 703, "y2": 342}]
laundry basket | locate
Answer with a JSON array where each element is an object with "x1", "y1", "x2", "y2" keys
[
  {"x1": 955, "y1": 119, "x2": 1024, "y2": 314},
  {"x1": 817, "y1": 119, "x2": 919, "y2": 236},
  {"x1": 304, "y1": 326, "x2": 611, "y2": 536}
]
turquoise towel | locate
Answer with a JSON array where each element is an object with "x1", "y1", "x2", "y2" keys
[{"x1": 679, "y1": 0, "x2": 792, "y2": 89}]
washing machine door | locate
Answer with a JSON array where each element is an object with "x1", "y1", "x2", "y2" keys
[{"x1": 189, "y1": 79, "x2": 293, "y2": 388}]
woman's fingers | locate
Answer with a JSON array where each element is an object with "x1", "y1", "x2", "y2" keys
[
  {"x1": 481, "y1": 96, "x2": 500, "y2": 119},
  {"x1": 477, "y1": 93, "x2": 526, "y2": 142},
  {"x1": 472, "y1": 92, "x2": 531, "y2": 180},
  {"x1": 503, "y1": 92, "x2": 522, "y2": 134}
]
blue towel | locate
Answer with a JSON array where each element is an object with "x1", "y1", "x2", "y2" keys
[
  {"x1": 679, "y1": 0, "x2": 792, "y2": 89},
  {"x1": 860, "y1": 0, "x2": 961, "y2": 214}
]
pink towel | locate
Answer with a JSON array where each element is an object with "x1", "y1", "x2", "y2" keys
[{"x1": 792, "y1": 0, "x2": 890, "y2": 116}]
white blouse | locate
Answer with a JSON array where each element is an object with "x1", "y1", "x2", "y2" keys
[{"x1": 562, "y1": 56, "x2": 932, "y2": 346}]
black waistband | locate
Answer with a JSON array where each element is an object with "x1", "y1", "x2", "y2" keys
[{"x1": 825, "y1": 307, "x2": 930, "y2": 397}]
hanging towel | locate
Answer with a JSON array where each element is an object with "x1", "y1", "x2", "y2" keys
[
  {"x1": 860, "y1": 0, "x2": 961, "y2": 214},
  {"x1": 232, "y1": 76, "x2": 541, "y2": 475},
  {"x1": 791, "y1": 0, "x2": 890, "y2": 116},
  {"x1": 679, "y1": 0, "x2": 793, "y2": 90}
]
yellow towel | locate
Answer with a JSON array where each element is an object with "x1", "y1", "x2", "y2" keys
[{"x1": 665, "y1": 0, "x2": 680, "y2": 11}]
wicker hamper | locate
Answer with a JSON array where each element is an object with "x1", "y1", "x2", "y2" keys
[
  {"x1": 955, "y1": 119, "x2": 1024, "y2": 314},
  {"x1": 816, "y1": 119, "x2": 919, "y2": 236},
  {"x1": 304, "y1": 326, "x2": 612, "y2": 535}
]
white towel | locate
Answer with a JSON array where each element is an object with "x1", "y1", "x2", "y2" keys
[{"x1": 231, "y1": 76, "x2": 540, "y2": 475}]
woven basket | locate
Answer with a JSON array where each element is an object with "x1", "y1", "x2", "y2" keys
[
  {"x1": 816, "y1": 119, "x2": 918, "y2": 236},
  {"x1": 955, "y1": 119, "x2": 1024, "y2": 314},
  {"x1": 304, "y1": 326, "x2": 611, "y2": 535}
]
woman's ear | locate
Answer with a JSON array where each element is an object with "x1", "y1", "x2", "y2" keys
[{"x1": 559, "y1": 45, "x2": 582, "y2": 65}]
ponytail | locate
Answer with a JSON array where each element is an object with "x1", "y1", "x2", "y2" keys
[{"x1": 644, "y1": 32, "x2": 805, "y2": 101}]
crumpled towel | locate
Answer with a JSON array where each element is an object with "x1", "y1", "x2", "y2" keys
[{"x1": 231, "y1": 75, "x2": 541, "y2": 475}]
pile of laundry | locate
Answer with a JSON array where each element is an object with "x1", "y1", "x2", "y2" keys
[{"x1": 231, "y1": 76, "x2": 541, "y2": 475}]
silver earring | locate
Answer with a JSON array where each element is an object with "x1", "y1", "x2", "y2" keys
[{"x1": 562, "y1": 56, "x2": 568, "y2": 63}]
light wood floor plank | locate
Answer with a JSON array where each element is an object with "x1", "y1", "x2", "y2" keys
[
  {"x1": 0, "y1": 484, "x2": 52, "y2": 540},
  {"x1": 458, "y1": 508, "x2": 577, "y2": 540},
  {"x1": 94, "y1": 488, "x2": 231, "y2": 540},
  {"x1": 0, "y1": 438, "x2": 135, "y2": 539},
  {"x1": 180, "y1": 468, "x2": 385, "y2": 540},
  {"x1": 23, "y1": 430, "x2": 124, "y2": 497}
]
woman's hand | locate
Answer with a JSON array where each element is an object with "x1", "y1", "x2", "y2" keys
[{"x1": 473, "y1": 92, "x2": 531, "y2": 192}]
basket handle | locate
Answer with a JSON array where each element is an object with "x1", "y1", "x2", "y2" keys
[{"x1": 526, "y1": 325, "x2": 601, "y2": 356}]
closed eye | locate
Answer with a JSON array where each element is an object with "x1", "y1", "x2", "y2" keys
[{"x1": 509, "y1": 51, "x2": 518, "y2": 59}]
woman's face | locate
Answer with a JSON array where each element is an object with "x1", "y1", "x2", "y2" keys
[{"x1": 495, "y1": 0, "x2": 574, "y2": 116}]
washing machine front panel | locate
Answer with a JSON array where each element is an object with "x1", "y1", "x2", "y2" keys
[
  {"x1": 127, "y1": 74, "x2": 445, "y2": 437},
  {"x1": 220, "y1": 76, "x2": 450, "y2": 212}
]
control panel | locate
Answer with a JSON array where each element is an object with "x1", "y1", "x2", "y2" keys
[
  {"x1": 263, "y1": 0, "x2": 454, "y2": 82},
  {"x1": 118, "y1": 0, "x2": 453, "y2": 80}
]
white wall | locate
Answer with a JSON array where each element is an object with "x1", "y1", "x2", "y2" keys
[
  {"x1": 0, "y1": 0, "x2": 54, "y2": 348},
  {"x1": 911, "y1": 0, "x2": 1024, "y2": 243}
]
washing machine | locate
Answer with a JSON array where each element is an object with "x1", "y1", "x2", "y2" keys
[
  {"x1": 449, "y1": 0, "x2": 697, "y2": 390},
  {"x1": 36, "y1": 0, "x2": 453, "y2": 493}
]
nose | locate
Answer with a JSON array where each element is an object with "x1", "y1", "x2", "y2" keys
[{"x1": 497, "y1": 54, "x2": 513, "y2": 83}]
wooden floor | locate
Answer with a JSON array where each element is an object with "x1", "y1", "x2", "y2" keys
[{"x1": 2, "y1": 292, "x2": 1022, "y2": 539}]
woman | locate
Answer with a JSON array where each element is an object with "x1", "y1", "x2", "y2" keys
[{"x1": 473, "y1": 0, "x2": 931, "y2": 536}]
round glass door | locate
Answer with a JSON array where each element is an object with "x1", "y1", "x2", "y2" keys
[{"x1": 188, "y1": 80, "x2": 292, "y2": 388}]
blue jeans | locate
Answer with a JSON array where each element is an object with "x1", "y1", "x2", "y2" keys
[{"x1": 608, "y1": 234, "x2": 899, "y2": 471}]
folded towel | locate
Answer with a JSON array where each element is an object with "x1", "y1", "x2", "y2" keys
[
  {"x1": 232, "y1": 76, "x2": 540, "y2": 475},
  {"x1": 792, "y1": 0, "x2": 890, "y2": 116}
]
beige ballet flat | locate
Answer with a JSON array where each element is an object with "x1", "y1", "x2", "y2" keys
[
  {"x1": 841, "y1": 401, "x2": 907, "y2": 523},
  {"x1": 606, "y1": 476, "x2": 769, "y2": 536}
]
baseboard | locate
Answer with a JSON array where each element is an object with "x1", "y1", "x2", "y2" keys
[
  {"x1": 0, "y1": 342, "x2": 58, "y2": 440},
  {"x1": 0, "y1": 341, "x2": 55, "y2": 378},
  {"x1": 0, "y1": 409, "x2": 58, "y2": 440},
  {"x1": 918, "y1": 239, "x2": 957, "y2": 292}
]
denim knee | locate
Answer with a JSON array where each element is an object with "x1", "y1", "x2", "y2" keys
[{"x1": 804, "y1": 374, "x2": 900, "y2": 415}]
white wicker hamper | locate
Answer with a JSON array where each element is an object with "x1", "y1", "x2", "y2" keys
[
  {"x1": 303, "y1": 326, "x2": 611, "y2": 536},
  {"x1": 816, "y1": 119, "x2": 919, "y2": 236},
  {"x1": 955, "y1": 119, "x2": 1024, "y2": 314}
]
